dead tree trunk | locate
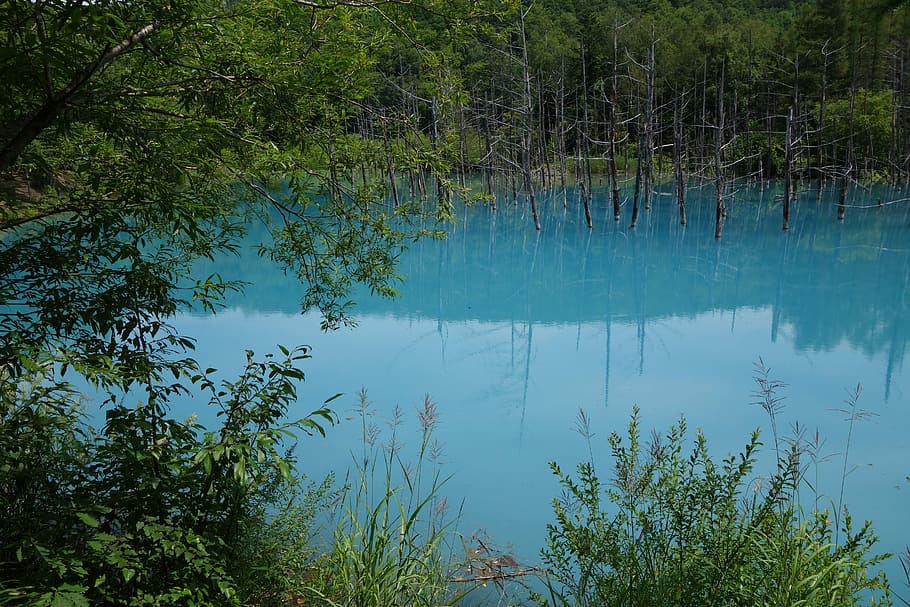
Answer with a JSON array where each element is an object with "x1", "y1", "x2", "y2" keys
[
  {"x1": 579, "y1": 43, "x2": 594, "y2": 229},
  {"x1": 817, "y1": 40, "x2": 834, "y2": 189},
  {"x1": 888, "y1": 45, "x2": 901, "y2": 183},
  {"x1": 838, "y1": 85, "x2": 857, "y2": 221},
  {"x1": 382, "y1": 117, "x2": 400, "y2": 208},
  {"x1": 674, "y1": 95, "x2": 687, "y2": 225},
  {"x1": 608, "y1": 16, "x2": 622, "y2": 222},
  {"x1": 783, "y1": 106, "x2": 793, "y2": 231},
  {"x1": 714, "y1": 63, "x2": 726, "y2": 240},
  {"x1": 642, "y1": 26, "x2": 656, "y2": 212},
  {"x1": 519, "y1": 6, "x2": 541, "y2": 230},
  {"x1": 763, "y1": 81, "x2": 773, "y2": 189},
  {"x1": 698, "y1": 60, "x2": 708, "y2": 172},
  {"x1": 557, "y1": 62, "x2": 569, "y2": 208},
  {"x1": 630, "y1": 140, "x2": 642, "y2": 229}
]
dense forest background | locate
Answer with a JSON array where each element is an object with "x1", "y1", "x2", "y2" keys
[{"x1": 353, "y1": 0, "x2": 910, "y2": 230}]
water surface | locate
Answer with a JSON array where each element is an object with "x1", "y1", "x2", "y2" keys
[{"x1": 175, "y1": 181, "x2": 910, "y2": 590}]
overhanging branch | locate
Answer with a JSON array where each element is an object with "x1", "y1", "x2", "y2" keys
[{"x1": 0, "y1": 22, "x2": 159, "y2": 172}]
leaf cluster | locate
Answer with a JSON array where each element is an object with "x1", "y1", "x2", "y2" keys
[{"x1": 0, "y1": 350, "x2": 337, "y2": 606}]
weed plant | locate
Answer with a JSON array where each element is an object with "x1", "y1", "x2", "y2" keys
[
  {"x1": 537, "y1": 398, "x2": 892, "y2": 607},
  {"x1": 304, "y1": 391, "x2": 468, "y2": 607}
]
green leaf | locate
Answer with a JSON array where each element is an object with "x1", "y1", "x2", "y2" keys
[
  {"x1": 76, "y1": 512, "x2": 99, "y2": 528},
  {"x1": 48, "y1": 587, "x2": 89, "y2": 607}
]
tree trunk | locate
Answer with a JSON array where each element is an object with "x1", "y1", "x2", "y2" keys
[
  {"x1": 674, "y1": 96, "x2": 687, "y2": 226},
  {"x1": 557, "y1": 62, "x2": 568, "y2": 209},
  {"x1": 609, "y1": 16, "x2": 622, "y2": 222},
  {"x1": 818, "y1": 40, "x2": 832, "y2": 189},
  {"x1": 714, "y1": 63, "x2": 726, "y2": 240},
  {"x1": 0, "y1": 22, "x2": 159, "y2": 172},
  {"x1": 838, "y1": 57, "x2": 858, "y2": 221},
  {"x1": 580, "y1": 43, "x2": 593, "y2": 229},
  {"x1": 783, "y1": 107, "x2": 793, "y2": 231},
  {"x1": 642, "y1": 26, "x2": 655, "y2": 213},
  {"x1": 519, "y1": 6, "x2": 541, "y2": 230}
]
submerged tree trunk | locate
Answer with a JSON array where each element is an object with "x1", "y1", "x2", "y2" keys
[
  {"x1": 519, "y1": 6, "x2": 541, "y2": 230},
  {"x1": 608, "y1": 16, "x2": 622, "y2": 222},
  {"x1": 674, "y1": 96, "x2": 687, "y2": 226},
  {"x1": 783, "y1": 106, "x2": 793, "y2": 231},
  {"x1": 714, "y1": 63, "x2": 726, "y2": 240}
]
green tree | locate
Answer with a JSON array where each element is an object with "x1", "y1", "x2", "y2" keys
[{"x1": 0, "y1": 0, "x2": 510, "y2": 603}]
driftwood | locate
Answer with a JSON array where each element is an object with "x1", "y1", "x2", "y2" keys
[{"x1": 450, "y1": 532, "x2": 545, "y2": 585}]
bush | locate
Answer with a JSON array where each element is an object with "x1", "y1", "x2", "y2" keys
[
  {"x1": 0, "y1": 348, "x2": 336, "y2": 606},
  {"x1": 537, "y1": 406, "x2": 891, "y2": 607}
]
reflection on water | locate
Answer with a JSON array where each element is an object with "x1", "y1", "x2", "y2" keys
[{"x1": 177, "y1": 182, "x2": 910, "y2": 589}]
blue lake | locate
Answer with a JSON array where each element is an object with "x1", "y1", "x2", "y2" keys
[{"x1": 174, "y1": 181, "x2": 910, "y2": 593}]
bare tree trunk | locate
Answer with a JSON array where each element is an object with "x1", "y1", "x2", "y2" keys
[
  {"x1": 901, "y1": 42, "x2": 909, "y2": 182},
  {"x1": 382, "y1": 120, "x2": 400, "y2": 208},
  {"x1": 327, "y1": 141, "x2": 341, "y2": 204},
  {"x1": 519, "y1": 6, "x2": 541, "y2": 230},
  {"x1": 536, "y1": 70, "x2": 550, "y2": 190},
  {"x1": 457, "y1": 104, "x2": 467, "y2": 189},
  {"x1": 608, "y1": 16, "x2": 622, "y2": 222},
  {"x1": 642, "y1": 26, "x2": 655, "y2": 212},
  {"x1": 818, "y1": 40, "x2": 833, "y2": 190},
  {"x1": 888, "y1": 45, "x2": 900, "y2": 183},
  {"x1": 698, "y1": 60, "x2": 708, "y2": 172},
  {"x1": 630, "y1": 123, "x2": 643, "y2": 229},
  {"x1": 746, "y1": 31, "x2": 755, "y2": 183},
  {"x1": 783, "y1": 107, "x2": 793, "y2": 231},
  {"x1": 714, "y1": 62, "x2": 726, "y2": 241},
  {"x1": 730, "y1": 88, "x2": 738, "y2": 195},
  {"x1": 837, "y1": 168, "x2": 849, "y2": 220},
  {"x1": 790, "y1": 53, "x2": 802, "y2": 196},
  {"x1": 579, "y1": 42, "x2": 593, "y2": 229},
  {"x1": 557, "y1": 61, "x2": 568, "y2": 208},
  {"x1": 764, "y1": 81, "x2": 773, "y2": 190},
  {"x1": 674, "y1": 95, "x2": 687, "y2": 226},
  {"x1": 838, "y1": 85, "x2": 857, "y2": 221}
]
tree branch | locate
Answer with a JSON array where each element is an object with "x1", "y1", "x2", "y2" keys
[{"x1": 0, "y1": 22, "x2": 159, "y2": 172}]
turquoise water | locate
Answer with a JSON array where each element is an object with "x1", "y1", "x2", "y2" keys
[{"x1": 175, "y1": 181, "x2": 910, "y2": 593}]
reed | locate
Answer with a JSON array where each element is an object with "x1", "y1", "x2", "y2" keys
[{"x1": 304, "y1": 390, "x2": 468, "y2": 607}]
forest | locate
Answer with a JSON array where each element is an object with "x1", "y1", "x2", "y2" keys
[
  {"x1": 337, "y1": 0, "x2": 910, "y2": 233},
  {"x1": 1, "y1": 0, "x2": 909, "y2": 604}
]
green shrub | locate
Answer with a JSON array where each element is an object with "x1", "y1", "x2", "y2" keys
[
  {"x1": 537, "y1": 406, "x2": 891, "y2": 607},
  {"x1": 0, "y1": 347, "x2": 336, "y2": 606}
]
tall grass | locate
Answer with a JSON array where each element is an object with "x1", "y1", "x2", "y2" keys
[
  {"x1": 293, "y1": 373, "x2": 896, "y2": 607},
  {"x1": 304, "y1": 390, "x2": 468, "y2": 607}
]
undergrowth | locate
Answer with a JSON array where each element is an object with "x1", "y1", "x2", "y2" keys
[{"x1": 535, "y1": 362, "x2": 893, "y2": 607}]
